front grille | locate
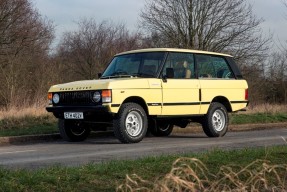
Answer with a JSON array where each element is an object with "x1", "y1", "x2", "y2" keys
[{"x1": 55, "y1": 91, "x2": 94, "y2": 106}]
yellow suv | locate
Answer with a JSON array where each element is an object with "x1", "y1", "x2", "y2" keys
[{"x1": 46, "y1": 48, "x2": 248, "y2": 143}]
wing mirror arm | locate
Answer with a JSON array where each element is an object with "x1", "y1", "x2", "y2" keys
[{"x1": 162, "y1": 75, "x2": 168, "y2": 83}]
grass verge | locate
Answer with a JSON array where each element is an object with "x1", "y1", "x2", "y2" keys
[
  {"x1": 230, "y1": 112, "x2": 287, "y2": 124},
  {"x1": 0, "y1": 115, "x2": 57, "y2": 137},
  {"x1": 0, "y1": 146, "x2": 286, "y2": 191}
]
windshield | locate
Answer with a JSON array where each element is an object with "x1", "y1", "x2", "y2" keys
[{"x1": 101, "y1": 52, "x2": 165, "y2": 79}]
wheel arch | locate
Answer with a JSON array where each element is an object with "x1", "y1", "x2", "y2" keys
[
  {"x1": 122, "y1": 96, "x2": 149, "y2": 115},
  {"x1": 211, "y1": 96, "x2": 232, "y2": 112}
]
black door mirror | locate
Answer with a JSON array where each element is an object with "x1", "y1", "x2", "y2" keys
[
  {"x1": 162, "y1": 68, "x2": 174, "y2": 83},
  {"x1": 166, "y1": 68, "x2": 174, "y2": 78},
  {"x1": 98, "y1": 73, "x2": 102, "y2": 78}
]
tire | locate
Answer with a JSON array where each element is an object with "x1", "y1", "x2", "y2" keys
[
  {"x1": 202, "y1": 102, "x2": 228, "y2": 137},
  {"x1": 58, "y1": 119, "x2": 91, "y2": 142},
  {"x1": 113, "y1": 103, "x2": 147, "y2": 143},
  {"x1": 149, "y1": 120, "x2": 174, "y2": 137}
]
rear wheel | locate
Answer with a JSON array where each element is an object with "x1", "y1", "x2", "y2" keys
[
  {"x1": 58, "y1": 119, "x2": 91, "y2": 142},
  {"x1": 113, "y1": 103, "x2": 147, "y2": 143},
  {"x1": 202, "y1": 102, "x2": 228, "y2": 137}
]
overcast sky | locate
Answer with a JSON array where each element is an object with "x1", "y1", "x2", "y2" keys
[{"x1": 32, "y1": 0, "x2": 286, "y2": 50}]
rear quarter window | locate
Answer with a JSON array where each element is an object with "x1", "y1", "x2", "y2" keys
[{"x1": 196, "y1": 54, "x2": 235, "y2": 79}]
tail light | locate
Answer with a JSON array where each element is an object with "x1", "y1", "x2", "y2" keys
[{"x1": 245, "y1": 89, "x2": 249, "y2": 100}]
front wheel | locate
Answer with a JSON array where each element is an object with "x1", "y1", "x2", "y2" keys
[
  {"x1": 113, "y1": 103, "x2": 147, "y2": 143},
  {"x1": 202, "y1": 102, "x2": 228, "y2": 137},
  {"x1": 149, "y1": 120, "x2": 174, "y2": 137},
  {"x1": 58, "y1": 119, "x2": 91, "y2": 142}
]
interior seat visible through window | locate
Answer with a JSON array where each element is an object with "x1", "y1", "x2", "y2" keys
[{"x1": 142, "y1": 65, "x2": 156, "y2": 76}]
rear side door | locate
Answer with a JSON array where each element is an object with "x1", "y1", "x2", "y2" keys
[{"x1": 161, "y1": 52, "x2": 200, "y2": 115}]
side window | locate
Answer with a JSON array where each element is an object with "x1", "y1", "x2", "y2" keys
[
  {"x1": 196, "y1": 55, "x2": 234, "y2": 79},
  {"x1": 162, "y1": 52, "x2": 195, "y2": 79},
  {"x1": 139, "y1": 52, "x2": 165, "y2": 77}
]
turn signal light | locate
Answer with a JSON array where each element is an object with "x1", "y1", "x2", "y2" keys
[
  {"x1": 48, "y1": 93, "x2": 52, "y2": 100},
  {"x1": 102, "y1": 90, "x2": 112, "y2": 103},
  {"x1": 48, "y1": 93, "x2": 53, "y2": 105}
]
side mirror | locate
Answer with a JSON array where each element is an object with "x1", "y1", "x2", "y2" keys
[
  {"x1": 98, "y1": 73, "x2": 102, "y2": 78},
  {"x1": 166, "y1": 68, "x2": 174, "y2": 78},
  {"x1": 163, "y1": 68, "x2": 174, "y2": 83}
]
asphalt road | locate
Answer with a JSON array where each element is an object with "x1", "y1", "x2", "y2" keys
[{"x1": 0, "y1": 128, "x2": 286, "y2": 169}]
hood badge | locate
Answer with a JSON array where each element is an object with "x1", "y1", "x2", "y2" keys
[{"x1": 60, "y1": 86, "x2": 92, "y2": 91}]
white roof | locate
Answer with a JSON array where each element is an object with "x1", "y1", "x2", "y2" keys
[{"x1": 116, "y1": 48, "x2": 232, "y2": 57}]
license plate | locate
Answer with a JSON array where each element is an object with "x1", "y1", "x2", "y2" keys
[{"x1": 64, "y1": 112, "x2": 84, "y2": 119}]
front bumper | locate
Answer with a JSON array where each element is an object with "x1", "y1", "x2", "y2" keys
[
  {"x1": 46, "y1": 105, "x2": 114, "y2": 121},
  {"x1": 46, "y1": 105, "x2": 109, "y2": 113}
]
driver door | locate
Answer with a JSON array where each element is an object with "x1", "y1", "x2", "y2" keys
[{"x1": 161, "y1": 52, "x2": 200, "y2": 115}]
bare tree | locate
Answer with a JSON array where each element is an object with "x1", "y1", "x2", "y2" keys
[
  {"x1": 57, "y1": 19, "x2": 143, "y2": 81},
  {"x1": 0, "y1": 0, "x2": 54, "y2": 107},
  {"x1": 140, "y1": 0, "x2": 273, "y2": 105},
  {"x1": 284, "y1": 0, "x2": 287, "y2": 51},
  {"x1": 264, "y1": 52, "x2": 287, "y2": 103},
  {"x1": 0, "y1": 0, "x2": 53, "y2": 57},
  {"x1": 140, "y1": 0, "x2": 270, "y2": 64},
  {"x1": 258, "y1": 0, "x2": 287, "y2": 104}
]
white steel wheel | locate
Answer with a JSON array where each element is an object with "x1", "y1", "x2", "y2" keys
[
  {"x1": 202, "y1": 102, "x2": 228, "y2": 137},
  {"x1": 149, "y1": 120, "x2": 174, "y2": 137},
  {"x1": 58, "y1": 119, "x2": 90, "y2": 142},
  {"x1": 125, "y1": 111, "x2": 143, "y2": 137},
  {"x1": 113, "y1": 102, "x2": 148, "y2": 143},
  {"x1": 70, "y1": 121, "x2": 86, "y2": 136},
  {"x1": 212, "y1": 109, "x2": 226, "y2": 132}
]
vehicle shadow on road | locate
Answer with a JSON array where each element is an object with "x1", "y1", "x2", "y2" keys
[{"x1": 168, "y1": 134, "x2": 207, "y2": 139}]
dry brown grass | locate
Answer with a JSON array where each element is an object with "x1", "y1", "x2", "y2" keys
[
  {"x1": 246, "y1": 103, "x2": 287, "y2": 114},
  {"x1": 117, "y1": 158, "x2": 287, "y2": 192},
  {"x1": 0, "y1": 103, "x2": 48, "y2": 120}
]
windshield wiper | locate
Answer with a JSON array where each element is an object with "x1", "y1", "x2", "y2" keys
[
  {"x1": 131, "y1": 73, "x2": 155, "y2": 78},
  {"x1": 101, "y1": 72, "x2": 155, "y2": 79},
  {"x1": 100, "y1": 75, "x2": 133, "y2": 79}
]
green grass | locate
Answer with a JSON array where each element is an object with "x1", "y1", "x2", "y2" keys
[
  {"x1": 0, "y1": 113, "x2": 287, "y2": 137},
  {"x1": 0, "y1": 115, "x2": 57, "y2": 137},
  {"x1": 0, "y1": 146, "x2": 286, "y2": 191},
  {"x1": 230, "y1": 112, "x2": 287, "y2": 124}
]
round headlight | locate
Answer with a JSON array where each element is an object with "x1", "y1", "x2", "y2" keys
[
  {"x1": 93, "y1": 92, "x2": 101, "y2": 102},
  {"x1": 52, "y1": 93, "x2": 60, "y2": 104}
]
